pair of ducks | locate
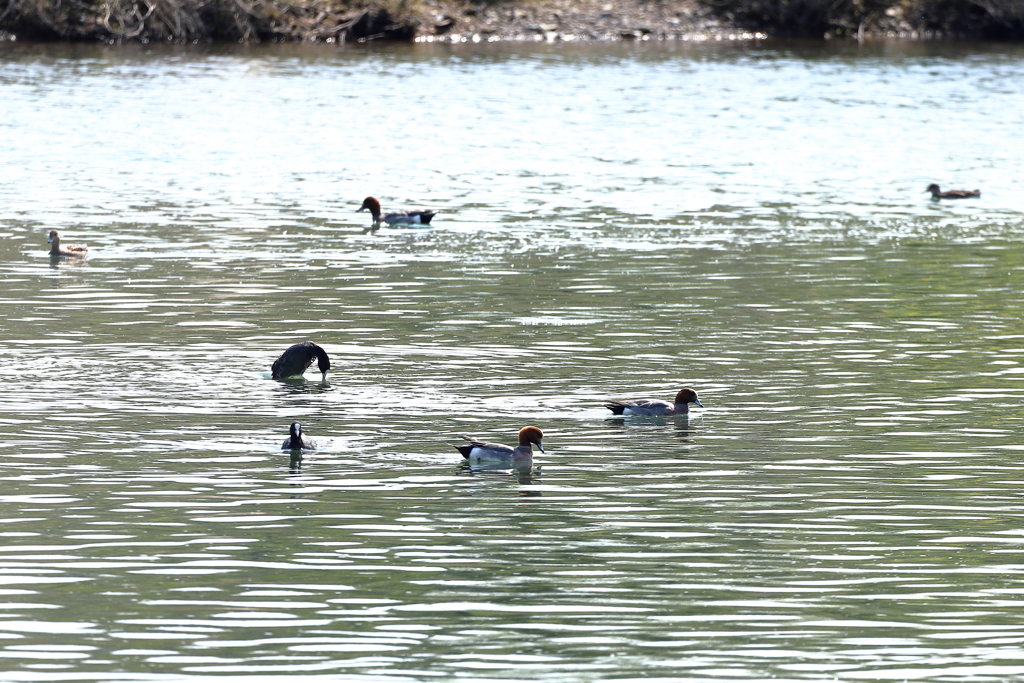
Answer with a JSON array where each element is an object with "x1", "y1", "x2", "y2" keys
[
  {"x1": 452, "y1": 388, "x2": 702, "y2": 465},
  {"x1": 43, "y1": 196, "x2": 430, "y2": 261},
  {"x1": 280, "y1": 379, "x2": 704, "y2": 469},
  {"x1": 46, "y1": 184, "x2": 979, "y2": 257},
  {"x1": 358, "y1": 188, "x2": 983, "y2": 224},
  {"x1": 279, "y1": 421, "x2": 547, "y2": 466}
]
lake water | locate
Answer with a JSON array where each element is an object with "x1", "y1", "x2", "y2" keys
[{"x1": 2, "y1": 37, "x2": 1024, "y2": 682}]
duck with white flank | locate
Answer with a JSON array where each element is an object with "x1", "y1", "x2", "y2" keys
[
  {"x1": 455, "y1": 426, "x2": 544, "y2": 467},
  {"x1": 604, "y1": 388, "x2": 703, "y2": 416},
  {"x1": 271, "y1": 341, "x2": 330, "y2": 381},
  {"x1": 926, "y1": 184, "x2": 980, "y2": 200},
  {"x1": 281, "y1": 422, "x2": 316, "y2": 450},
  {"x1": 47, "y1": 230, "x2": 88, "y2": 257},
  {"x1": 357, "y1": 197, "x2": 436, "y2": 226}
]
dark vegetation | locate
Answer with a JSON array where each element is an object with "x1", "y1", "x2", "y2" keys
[
  {"x1": 704, "y1": 0, "x2": 1024, "y2": 39},
  {"x1": 0, "y1": 0, "x2": 415, "y2": 41},
  {"x1": 1, "y1": 0, "x2": 1022, "y2": 43}
]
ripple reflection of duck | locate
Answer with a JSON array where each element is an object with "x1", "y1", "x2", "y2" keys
[
  {"x1": 47, "y1": 230, "x2": 88, "y2": 258},
  {"x1": 271, "y1": 341, "x2": 330, "y2": 381},
  {"x1": 926, "y1": 184, "x2": 980, "y2": 200},
  {"x1": 457, "y1": 459, "x2": 542, "y2": 488}
]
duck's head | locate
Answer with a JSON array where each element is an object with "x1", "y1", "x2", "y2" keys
[
  {"x1": 357, "y1": 197, "x2": 382, "y2": 218},
  {"x1": 674, "y1": 388, "x2": 703, "y2": 407},
  {"x1": 289, "y1": 422, "x2": 303, "y2": 438},
  {"x1": 312, "y1": 344, "x2": 331, "y2": 381},
  {"x1": 926, "y1": 184, "x2": 941, "y2": 196},
  {"x1": 518, "y1": 426, "x2": 544, "y2": 452},
  {"x1": 47, "y1": 230, "x2": 59, "y2": 244}
]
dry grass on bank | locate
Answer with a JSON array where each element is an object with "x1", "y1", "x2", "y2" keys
[
  {"x1": 0, "y1": 0, "x2": 416, "y2": 41},
  {"x1": 1, "y1": 0, "x2": 1022, "y2": 43}
]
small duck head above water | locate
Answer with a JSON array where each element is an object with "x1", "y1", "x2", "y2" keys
[
  {"x1": 357, "y1": 196, "x2": 383, "y2": 222},
  {"x1": 516, "y1": 426, "x2": 544, "y2": 452},
  {"x1": 673, "y1": 388, "x2": 703, "y2": 408},
  {"x1": 926, "y1": 184, "x2": 981, "y2": 200},
  {"x1": 47, "y1": 230, "x2": 89, "y2": 257},
  {"x1": 282, "y1": 421, "x2": 316, "y2": 450}
]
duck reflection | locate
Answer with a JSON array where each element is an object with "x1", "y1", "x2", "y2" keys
[
  {"x1": 272, "y1": 376, "x2": 332, "y2": 396},
  {"x1": 603, "y1": 413, "x2": 702, "y2": 440},
  {"x1": 457, "y1": 461, "x2": 542, "y2": 493},
  {"x1": 48, "y1": 253, "x2": 91, "y2": 270},
  {"x1": 672, "y1": 414, "x2": 702, "y2": 439}
]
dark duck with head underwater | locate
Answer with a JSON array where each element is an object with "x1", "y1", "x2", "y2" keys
[{"x1": 271, "y1": 341, "x2": 330, "y2": 381}]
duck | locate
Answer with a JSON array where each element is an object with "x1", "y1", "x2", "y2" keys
[
  {"x1": 47, "y1": 230, "x2": 88, "y2": 257},
  {"x1": 604, "y1": 388, "x2": 703, "y2": 416},
  {"x1": 926, "y1": 184, "x2": 980, "y2": 200},
  {"x1": 281, "y1": 422, "x2": 316, "y2": 450},
  {"x1": 271, "y1": 341, "x2": 330, "y2": 381},
  {"x1": 357, "y1": 197, "x2": 436, "y2": 226},
  {"x1": 454, "y1": 426, "x2": 544, "y2": 467}
]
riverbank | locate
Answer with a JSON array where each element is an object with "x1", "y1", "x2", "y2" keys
[
  {"x1": 1, "y1": 0, "x2": 1022, "y2": 42},
  {"x1": 412, "y1": 0, "x2": 736, "y2": 43},
  {"x1": 416, "y1": 0, "x2": 1024, "y2": 43}
]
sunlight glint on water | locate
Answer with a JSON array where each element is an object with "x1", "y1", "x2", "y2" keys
[{"x1": 1, "y1": 38, "x2": 1024, "y2": 682}]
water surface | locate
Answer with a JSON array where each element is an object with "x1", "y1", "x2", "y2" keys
[{"x1": 2, "y1": 38, "x2": 1024, "y2": 682}]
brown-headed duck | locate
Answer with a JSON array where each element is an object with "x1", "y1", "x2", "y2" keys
[
  {"x1": 455, "y1": 426, "x2": 544, "y2": 467},
  {"x1": 605, "y1": 388, "x2": 703, "y2": 416},
  {"x1": 358, "y1": 197, "x2": 436, "y2": 226}
]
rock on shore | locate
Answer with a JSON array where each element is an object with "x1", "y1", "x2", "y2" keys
[{"x1": 411, "y1": 0, "x2": 741, "y2": 42}]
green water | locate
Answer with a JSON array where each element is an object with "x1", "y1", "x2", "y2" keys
[{"x1": 1, "y1": 38, "x2": 1024, "y2": 682}]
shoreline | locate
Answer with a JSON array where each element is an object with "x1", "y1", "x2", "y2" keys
[
  {"x1": 1, "y1": 0, "x2": 1021, "y2": 43},
  {"x1": 407, "y1": 0, "x2": 739, "y2": 44}
]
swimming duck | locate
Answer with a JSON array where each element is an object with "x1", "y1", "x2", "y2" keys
[
  {"x1": 454, "y1": 426, "x2": 544, "y2": 466},
  {"x1": 281, "y1": 422, "x2": 316, "y2": 450},
  {"x1": 47, "y1": 230, "x2": 88, "y2": 257},
  {"x1": 357, "y1": 197, "x2": 436, "y2": 226},
  {"x1": 271, "y1": 341, "x2": 330, "y2": 381},
  {"x1": 926, "y1": 184, "x2": 980, "y2": 200},
  {"x1": 604, "y1": 388, "x2": 703, "y2": 416}
]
